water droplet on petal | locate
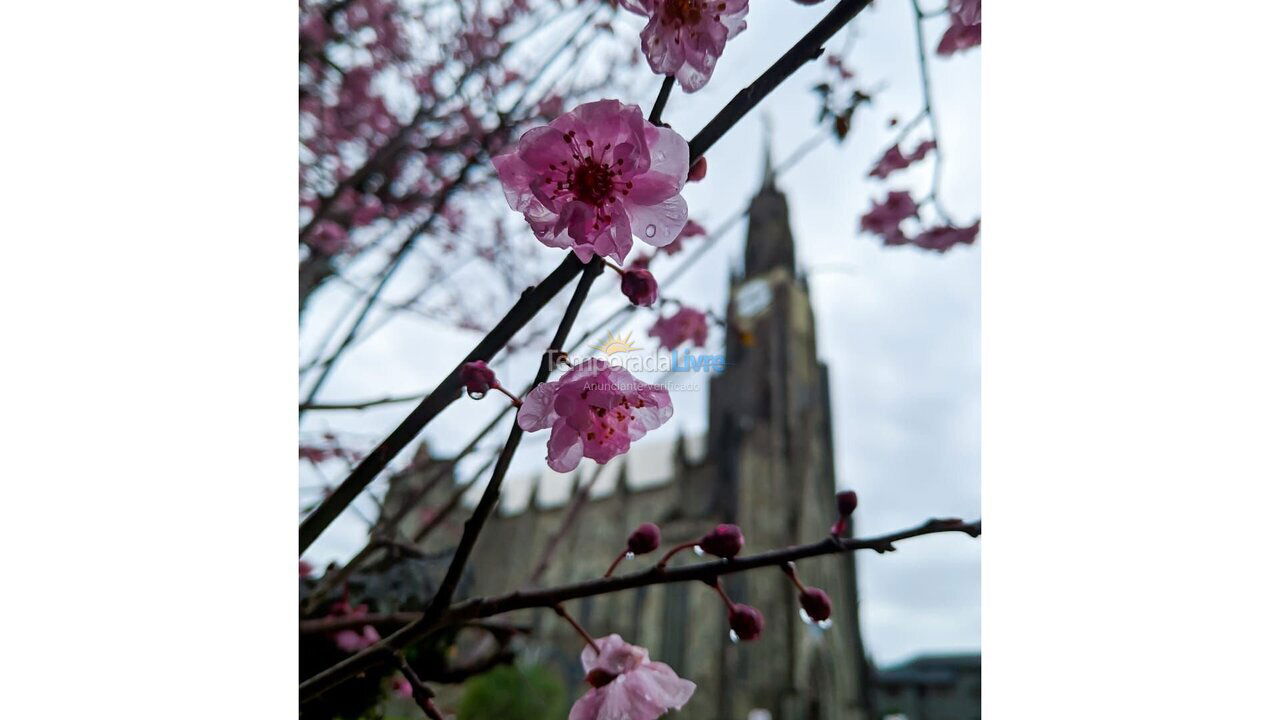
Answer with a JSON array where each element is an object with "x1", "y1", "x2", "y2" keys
[
  {"x1": 625, "y1": 551, "x2": 636, "y2": 559},
  {"x1": 799, "y1": 608, "x2": 815, "y2": 625},
  {"x1": 818, "y1": 618, "x2": 833, "y2": 630},
  {"x1": 645, "y1": 224, "x2": 657, "y2": 238},
  {"x1": 728, "y1": 629, "x2": 740, "y2": 644},
  {"x1": 467, "y1": 390, "x2": 485, "y2": 400},
  {"x1": 693, "y1": 545, "x2": 706, "y2": 556}
]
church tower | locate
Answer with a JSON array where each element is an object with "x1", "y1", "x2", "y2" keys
[{"x1": 703, "y1": 146, "x2": 873, "y2": 720}]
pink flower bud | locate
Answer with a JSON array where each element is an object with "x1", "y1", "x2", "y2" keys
[
  {"x1": 699, "y1": 523, "x2": 744, "y2": 559},
  {"x1": 836, "y1": 490, "x2": 858, "y2": 516},
  {"x1": 460, "y1": 360, "x2": 498, "y2": 397},
  {"x1": 799, "y1": 587, "x2": 833, "y2": 622},
  {"x1": 728, "y1": 603, "x2": 765, "y2": 641},
  {"x1": 627, "y1": 522, "x2": 662, "y2": 555},
  {"x1": 620, "y1": 267, "x2": 659, "y2": 307},
  {"x1": 688, "y1": 156, "x2": 708, "y2": 182}
]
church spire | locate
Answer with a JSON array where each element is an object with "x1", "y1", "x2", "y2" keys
[
  {"x1": 742, "y1": 117, "x2": 795, "y2": 278},
  {"x1": 761, "y1": 114, "x2": 776, "y2": 190}
]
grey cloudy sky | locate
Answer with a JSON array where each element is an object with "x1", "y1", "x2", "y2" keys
[{"x1": 301, "y1": 0, "x2": 979, "y2": 669}]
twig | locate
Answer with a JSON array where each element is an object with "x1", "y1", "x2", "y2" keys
[
  {"x1": 686, "y1": 0, "x2": 874, "y2": 161},
  {"x1": 394, "y1": 655, "x2": 445, "y2": 720}
]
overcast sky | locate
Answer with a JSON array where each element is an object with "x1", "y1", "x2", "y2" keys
[{"x1": 300, "y1": 0, "x2": 979, "y2": 669}]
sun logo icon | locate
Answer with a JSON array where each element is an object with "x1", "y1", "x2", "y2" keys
[{"x1": 592, "y1": 329, "x2": 640, "y2": 356}]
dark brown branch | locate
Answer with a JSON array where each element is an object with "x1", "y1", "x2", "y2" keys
[
  {"x1": 299, "y1": 252, "x2": 586, "y2": 553},
  {"x1": 648, "y1": 75, "x2": 675, "y2": 125},
  {"x1": 300, "y1": 518, "x2": 979, "y2": 702},
  {"x1": 686, "y1": 0, "x2": 873, "y2": 161},
  {"x1": 394, "y1": 655, "x2": 445, "y2": 720},
  {"x1": 299, "y1": 392, "x2": 426, "y2": 412}
]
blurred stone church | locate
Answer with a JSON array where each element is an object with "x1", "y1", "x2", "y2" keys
[{"x1": 393, "y1": 163, "x2": 874, "y2": 719}]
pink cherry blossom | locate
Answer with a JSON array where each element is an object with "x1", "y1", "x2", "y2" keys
[
  {"x1": 951, "y1": 0, "x2": 981, "y2": 26},
  {"x1": 392, "y1": 677, "x2": 414, "y2": 698},
  {"x1": 868, "y1": 140, "x2": 937, "y2": 179},
  {"x1": 619, "y1": 0, "x2": 749, "y2": 93},
  {"x1": 517, "y1": 359, "x2": 673, "y2": 472},
  {"x1": 493, "y1": 100, "x2": 690, "y2": 264},
  {"x1": 309, "y1": 220, "x2": 349, "y2": 256},
  {"x1": 911, "y1": 221, "x2": 980, "y2": 252},
  {"x1": 649, "y1": 307, "x2": 709, "y2": 350},
  {"x1": 569, "y1": 634, "x2": 696, "y2": 720},
  {"x1": 329, "y1": 602, "x2": 381, "y2": 652},
  {"x1": 938, "y1": 0, "x2": 981, "y2": 57},
  {"x1": 859, "y1": 191, "x2": 919, "y2": 238}
]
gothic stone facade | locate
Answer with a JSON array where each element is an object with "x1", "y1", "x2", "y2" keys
[{"x1": 397, "y1": 177, "x2": 872, "y2": 720}]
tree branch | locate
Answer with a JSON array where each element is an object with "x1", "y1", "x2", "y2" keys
[{"x1": 300, "y1": 518, "x2": 980, "y2": 702}]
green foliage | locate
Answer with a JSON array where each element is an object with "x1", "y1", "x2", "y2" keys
[{"x1": 457, "y1": 664, "x2": 567, "y2": 720}]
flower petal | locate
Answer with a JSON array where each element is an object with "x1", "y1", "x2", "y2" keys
[{"x1": 626, "y1": 194, "x2": 688, "y2": 249}]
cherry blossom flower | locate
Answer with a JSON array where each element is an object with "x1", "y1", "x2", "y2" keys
[
  {"x1": 392, "y1": 677, "x2": 414, "y2": 698},
  {"x1": 911, "y1": 221, "x2": 980, "y2": 252},
  {"x1": 868, "y1": 140, "x2": 937, "y2": 179},
  {"x1": 308, "y1": 220, "x2": 349, "y2": 256},
  {"x1": 493, "y1": 100, "x2": 690, "y2": 264},
  {"x1": 649, "y1": 307, "x2": 709, "y2": 350},
  {"x1": 619, "y1": 0, "x2": 749, "y2": 93},
  {"x1": 329, "y1": 602, "x2": 381, "y2": 653},
  {"x1": 951, "y1": 0, "x2": 981, "y2": 26},
  {"x1": 569, "y1": 634, "x2": 696, "y2": 720},
  {"x1": 938, "y1": 0, "x2": 981, "y2": 57},
  {"x1": 517, "y1": 359, "x2": 674, "y2": 472},
  {"x1": 859, "y1": 191, "x2": 919, "y2": 240},
  {"x1": 620, "y1": 267, "x2": 660, "y2": 306}
]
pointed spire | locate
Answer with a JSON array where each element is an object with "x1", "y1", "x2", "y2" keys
[{"x1": 760, "y1": 113, "x2": 776, "y2": 190}]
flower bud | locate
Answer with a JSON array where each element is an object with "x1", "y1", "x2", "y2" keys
[
  {"x1": 836, "y1": 490, "x2": 858, "y2": 516},
  {"x1": 728, "y1": 603, "x2": 765, "y2": 641},
  {"x1": 699, "y1": 523, "x2": 744, "y2": 559},
  {"x1": 460, "y1": 360, "x2": 499, "y2": 397},
  {"x1": 799, "y1": 587, "x2": 832, "y2": 622},
  {"x1": 627, "y1": 522, "x2": 662, "y2": 555},
  {"x1": 620, "y1": 267, "x2": 659, "y2": 307},
  {"x1": 688, "y1": 156, "x2": 708, "y2": 182}
]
